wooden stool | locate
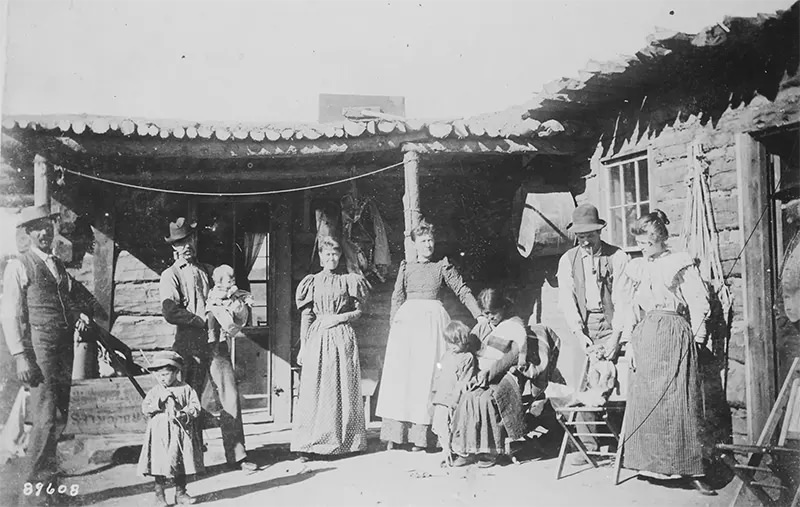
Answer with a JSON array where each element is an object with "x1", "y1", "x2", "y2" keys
[
  {"x1": 361, "y1": 369, "x2": 379, "y2": 424},
  {"x1": 555, "y1": 402, "x2": 626, "y2": 481},
  {"x1": 555, "y1": 352, "x2": 629, "y2": 483}
]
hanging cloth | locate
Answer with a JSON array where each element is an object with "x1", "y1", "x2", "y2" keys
[{"x1": 369, "y1": 200, "x2": 391, "y2": 268}]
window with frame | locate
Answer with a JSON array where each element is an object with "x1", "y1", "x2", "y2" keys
[
  {"x1": 247, "y1": 235, "x2": 270, "y2": 326},
  {"x1": 605, "y1": 153, "x2": 650, "y2": 249}
]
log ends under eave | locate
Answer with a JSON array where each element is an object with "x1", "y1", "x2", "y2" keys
[
  {"x1": 400, "y1": 138, "x2": 572, "y2": 155},
  {"x1": 10, "y1": 131, "x2": 574, "y2": 159},
  {"x1": 31, "y1": 132, "x2": 433, "y2": 159}
]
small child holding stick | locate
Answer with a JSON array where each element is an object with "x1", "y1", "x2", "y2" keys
[{"x1": 137, "y1": 351, "x2": 204, "y2": 506}]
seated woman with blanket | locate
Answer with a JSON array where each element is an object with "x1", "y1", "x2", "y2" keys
[{"x1": 448, "y1": 288, "x2": 527, "y2": 467}]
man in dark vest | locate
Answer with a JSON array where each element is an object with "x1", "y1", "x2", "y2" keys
[
  {"x1": 159, "y1": 217, "x2": 256, "y2": 473},
  {"x1": 556, "y1": 203, "x2": 628, "y2": 463},
  {"x1": 1, "y1": 205, "x2": 92, "y2": 504}
]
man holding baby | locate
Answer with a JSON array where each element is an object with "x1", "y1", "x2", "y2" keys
[
  {"x1": 556, "y1": 203, "x2": 629, "y2": 464},
  {"x1": 159, "y1": 217, "x2": 256, "y2": 472}
]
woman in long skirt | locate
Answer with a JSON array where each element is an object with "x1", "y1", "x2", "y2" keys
[
  {"x1": 621, "y1": 210, "x2": 716, "y2": 496},
  {"x1": 292, "y1": 237, "x2": 370, "y2": 459},
  {"x1": 376, "y1": 219, "x2": 483, "y2": 451},
  {"x1": 449, "y1": 288, "x2": 527, "y2": 467}
]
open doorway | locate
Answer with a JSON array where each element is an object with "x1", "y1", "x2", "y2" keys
[
  {"x1": 759, "y1": 125, "x2": 800, "y2": 383},
  {"x1": 195, "y1": 200, "x2": 274, "y2": 421}
]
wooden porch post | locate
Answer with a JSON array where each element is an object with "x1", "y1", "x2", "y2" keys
[
  {"x1": 402, "y1": 149, "x2": 421, "y2": 261},
  {"x1": 93, "y1": 198, "x2": 116, "y2": 332},
  {"x1": 34, "y1": 154, "x2": 49, "y2": 206},
  {"x1": 735, "y1": 133, "x2": 777, "y2": 441},
  {"x1": 272, "y1": 196, "x2": 293, "y2": 424}
]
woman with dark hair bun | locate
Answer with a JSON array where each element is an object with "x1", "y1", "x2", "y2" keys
[
  {"x1": 376, "y1": 219, "x2": 484, "y2": 451},
  {"x1": 620, "y1": 210, "x2": 716, "y2": 495},
  {"x1": 292, "y1": 236, "x2": 371, "y2": 460},
  {"x1": 447, "y1": 287, "x2": 528, "y2": 467}
]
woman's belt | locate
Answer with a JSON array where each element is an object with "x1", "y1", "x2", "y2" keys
[
  {"x1": 406, "y1": 294, "x2": 440, "y2": 301},
  {"x1": 647, "y1": 309, "x2": 682, "y2": 317}
]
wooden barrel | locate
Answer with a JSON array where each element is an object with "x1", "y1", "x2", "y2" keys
[{"x1": 515, "y1": 190, "x2": 576, "y2": 258}]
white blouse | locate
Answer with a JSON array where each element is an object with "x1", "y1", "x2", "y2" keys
[
  {"x1": 475, "y1": 317, "x2": 527, "y2": 371},
  {"x1": 620, "y1": 250, "x2": 710, "y2": 340}
]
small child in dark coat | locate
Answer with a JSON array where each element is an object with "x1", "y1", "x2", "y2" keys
[{"x1": 431, "y1": 320, "x2": 478, "y2": 466}]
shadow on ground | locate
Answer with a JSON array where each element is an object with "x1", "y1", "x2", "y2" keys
[{"x1": 195, "y1": 467, "x2": 333, "y2": 503}]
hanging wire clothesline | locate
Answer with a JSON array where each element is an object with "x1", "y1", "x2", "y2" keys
[{"x1": 55, "y1": 160, "x2": 406, "y2": 197}]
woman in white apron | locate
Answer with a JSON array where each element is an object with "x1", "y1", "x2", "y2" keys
[{"x1": 376, "y1": 220, "x2": 483, "y2": 451}]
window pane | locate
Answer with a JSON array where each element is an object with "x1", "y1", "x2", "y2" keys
[
  {"x1": 623, "y1": 162, "x2": 636, "y2": 206},
  {"x1": 624, "y1": 205, "x2": 638, "y2": 247},
  {"x1": 639, "y1": 202, "x2": 650, "y2": 219},
  {"x1": 249, "y1": 255, "x2": 267, "y2": 281},
  {"x1": 252, "y1": 306, "x2": 268, "y2": 326},
  {"x1": 610, "y1": 207, "x2": 624, "y2": 246},
  {"x1": 251, "y1": 283, "x2": 267, "y2": 305},
  {"x1": 609, "y1": 166, "x2": 622, "y2": 206},
  {"x1": 638, "y1": 159, "x2": 649, "y2": 201}
]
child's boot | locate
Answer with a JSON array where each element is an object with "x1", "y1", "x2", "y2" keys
[
  {"x1": 175, "y1": 477, "x2": 197, "y2": 505},
  {"x1": 153, "y1": 478, "x2": 168, "y2": 507}
]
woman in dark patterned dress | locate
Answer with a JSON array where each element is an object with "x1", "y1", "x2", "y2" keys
[
  {"x1": 376, "y1": 219, "x2": 483, "y2": 451},
  {"x1": 292, "y1": 237, "x2": 371, "y2": 460},
  {"x1": 621, "y1": 211, "x2": 716, "y2": 496}
]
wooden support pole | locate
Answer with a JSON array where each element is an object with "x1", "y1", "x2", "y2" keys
[
  {"x1": 402, "y1": 150, "x2": 421, "y2": 261},
  {"x1": 34, "y1": 154, "x2": 49, "y2": 206},
  {"x1": 93, "y1": 203, "x2": 116, "y2": 332},
  {"x1": 736, "y1": 133, "x2": 777, "y2": 441},
  {"x1": 272, "y1": 196, "x2": 293, "y2": 423}
]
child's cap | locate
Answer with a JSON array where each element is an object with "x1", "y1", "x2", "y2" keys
[{"x1": 146, "y1": 350, "x2": 184, "y2": 371}]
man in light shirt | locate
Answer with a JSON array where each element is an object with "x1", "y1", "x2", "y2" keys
[
  {"x1": 1, "y1": 205, "x2": 92, "y2": 502},
  {"x1": 556, "y1": 203, "x2": 628, "y2": 463}
]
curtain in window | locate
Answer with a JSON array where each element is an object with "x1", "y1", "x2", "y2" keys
[{"x1": 243, "y1": 231, "x2": 267, "y2": 277}]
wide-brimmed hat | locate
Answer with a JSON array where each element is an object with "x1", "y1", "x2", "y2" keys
[
  {"x1": 165, "y1": 217, "x2": 197, "y2": 244},
  {"x1": 566, "y1": 204, "x2": 606, "y2": 233},
  {"x1": 146, "y1": 350, "x2": 184, "y2": 371},
  {"x1": 16, "y1": 205, "x2": 59, "y2": 229}
]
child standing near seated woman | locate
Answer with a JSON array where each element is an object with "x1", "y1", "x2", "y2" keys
[
  {"x1": 138, "y1": 351, "x2": 204, "y2": 506},
  {"x1": 431, "y1": 321, "x2": 478, "y2": 466}
]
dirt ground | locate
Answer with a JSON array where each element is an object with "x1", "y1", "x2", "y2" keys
[{"x1": 0, "y1": 420, "x2": 743, "y2": 507}]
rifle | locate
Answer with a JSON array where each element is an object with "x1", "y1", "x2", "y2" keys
[{"x1": 87, "y1": 322, "x2": 146, "y2": 398}]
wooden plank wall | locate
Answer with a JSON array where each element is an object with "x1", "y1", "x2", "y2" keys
[{"x1": 110, "y1": 190, "x2": 186, "y2": 351}]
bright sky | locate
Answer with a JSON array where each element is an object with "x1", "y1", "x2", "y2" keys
[{"x1": 0, "y1": 0, "x2": 794, "y2": 123}]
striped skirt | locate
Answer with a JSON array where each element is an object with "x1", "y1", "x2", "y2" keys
[{"x1": 623, "y1": 310, "x2": 705, "y2": 476}]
